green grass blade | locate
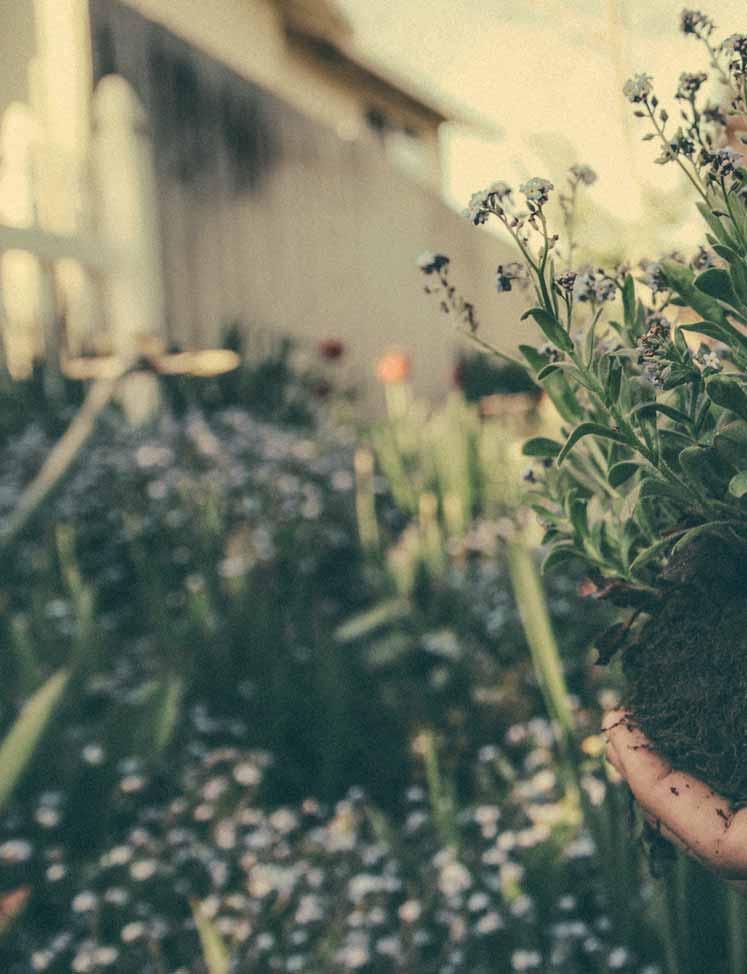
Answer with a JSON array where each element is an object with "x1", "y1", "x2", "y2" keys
[
  {"x1": 0, "y1": 669, "x2": 69, "y2": 813},
  {"x1": 191, "y1": 899, "x2": 231, "y2": 974}
]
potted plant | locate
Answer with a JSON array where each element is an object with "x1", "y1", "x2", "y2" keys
[{"x1": 420, "y1": 8, "x2": 747, "y2": 807}]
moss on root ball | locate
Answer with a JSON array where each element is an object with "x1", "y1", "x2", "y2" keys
[{"x1": 622, "y1": 551, "x2": 747, "y2": 805}]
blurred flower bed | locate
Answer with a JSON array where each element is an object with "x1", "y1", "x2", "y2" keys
[{"x1": 0, "y1": 352, "x2": 670, "y2": 972}]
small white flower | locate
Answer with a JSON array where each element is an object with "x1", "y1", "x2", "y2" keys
[
  {"x1": 0, "y1": 839, "x2": 32, "y2": 863},
  {"x1": 398, "y1": 899, "x2": 421, "y2": 924},
  {"x1": 72, "y1": 891, "x2": 98, "y2": 913},
  {"x1": 121, "y1": 922, "x2": 146, "y2": 943},
  {"x1": 511, "y1": 948, "x2": 542, "y2": 970},
  {"x1": 519, "y1": 177, "x2": 554, "y2": 205},
  {"x1": 130, "y1": 858, "x2": 158, "y2": 881},
  {"x1": 476, "y1": 911, "x2": 504, "y2": 935},
  {"x1": 609, "y1": 946, "x2": 631, "y2": 969},
  {"x1": 82, "y1": 743, "x2": 106, "y2": 766},
  {"x1": 623, "y1": 73, "x2": 654, "y2": 103},
  {"x1": 93, "y1": 947, "x2": 119, "y2": 966}
]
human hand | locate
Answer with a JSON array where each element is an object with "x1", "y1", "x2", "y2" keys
[{"x1": 602, "y1": 708, "x2": 747, "y2": 895}]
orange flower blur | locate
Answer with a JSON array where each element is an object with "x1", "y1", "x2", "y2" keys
[{"x1": 375, "y1": 351, "x2": 411, "y2": 384}]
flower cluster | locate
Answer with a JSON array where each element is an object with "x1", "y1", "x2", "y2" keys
[
  {"x1": 680, "y1": 9, "x2": 715, "y2": 39},
  {"x1": 571, "y1": 267, "x2": 617, "y2": 304},
  {"x1": 636, "y1": 313, "x2": 674, "y2": 386},
  {"x1": 4, "y1": 715, "x2": 661, "y2": 974}
]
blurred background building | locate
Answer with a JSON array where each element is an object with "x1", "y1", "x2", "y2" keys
[{"x1": 0, "y1": 0, "x2": 526, "y2": 404}]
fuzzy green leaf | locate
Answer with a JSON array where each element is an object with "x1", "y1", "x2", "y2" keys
[
  {"x1": 731, "y1": 261, "x2": 747, "y2": 305},
  {"x1": 630, "y1": 401, "x2": 693, "y2": 427},
  {"x1": 622, "y1": 275, "x2": 636, "y2": 330},
  {"x1": 522, "y1": 437, "x2": 562, "y2": 459},
  {"x1": 519, "y1": 346, "x2": 582, "y2": 423},
  {"x1": 660, "y1": 260, "x2": 729, "y2": 326},
  {"x1": 523, "y1": 308, "x2": 574, "y2": 353},
  {"x1": 715, "y1": 420, "x2": 747, "y2": 468},
  {"x1": 695, "y1": 267, "x2": 741, "y2": 307},
  {"x1": 557, "y1": 423, "x2": 631, "y2": 465},
  {"x1": 540, "y1": 545, "x2": 578, "y2": 574},
  {"x1": 629, "y1": 534, "x2": 680, "y2": 575},
  {"x1": 706, "y1": 374, "x2": 747, "y2": 420},
  {"x1": 608, "y1": 461, "x2": 640, "y2": 487}
]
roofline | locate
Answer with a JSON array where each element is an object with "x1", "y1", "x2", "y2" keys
[{"x1": 284, "y1": 27, "x2": 502, "y2": 137}]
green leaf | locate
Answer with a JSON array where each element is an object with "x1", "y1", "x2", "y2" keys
[
  {"x1": 630, "y1": 401, "x2": 693, "y2": 427},
  {"x1": 150, "y1": 673, "x2": 184, "y2": 756},
  {"x1": 629, "y1": 534, "x2": 680, "y2": 575},
  {"x1": 608, "y1": 461, "x2": 640, "y2": 487},
  {"x1": 696, "y1": 202, "x2": 738, "y2": 250},
  {"x1": 0, "y1": 670, "x2": 69, "y2": 813},
  {"x1": 679, "y1": 320, "x2": 747, "y2": 347},
  {"x1": 706, "y1": 374, "x2": 747, "y2": 420},
  {"x1": 519, "y1": 346, "x2": 583, "y2": 423},
  {"x1": 569, "y1": 496, "x2": 588, "y2": 538},
  {"x1": 713, "y1": 243, "x2": 741, "y2": 263},
  {"x1": 731, "y1": 260, "x2": 747, "y2": 305},
  {"x1": 639, "y1": 477, "x2": 688, "y2": 504},
  {"x1": 522, "y1": 437, "x2": 562, "y2": 459},
  {"x1": 678, "y1": 444, "x2": 730, "y2": 492},
  {"x1": 671, "y1": 521, "x2": 739, "y2": 558},
  {"x1": 622, "y1": 275, "x2": 636, "y2": 330},
  {"x1": 523, "y1": 308, "x2": 574, "y2": 353},
  {"x1": 557, "y1": 423, "x2": 631, "y2": 465},
  {"x1": 715, "y1": 420, "x2": 747, "y2": 468},
  {"x1": 536, "y1": 364, "x2": 561, "y2": 380},
  {"x1": 729, "y1": 471, "x2": 747, "y2": 497},
  {"x1": 334, "y1": 599, "x2": 410, "y2": 643},
  {"x1": 540, "y1": 544, "x2": 578, "y2": 574},
  {"x1": 695, "y1": 267, "x2": 742, "y2": 309},
  {"x1": 660, "y1": 260, "x2": 729, "y2": 326},
  {"x1": 606, "y1": 360, "x2": 622, "y2": 402},
  {"x1": 191, "y1": 900, "x2": 231, "y2": 974}
]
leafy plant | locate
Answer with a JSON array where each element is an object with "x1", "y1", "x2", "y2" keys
[{"x1": 420, "y1": 10, "x2": 747, "y2": 643}]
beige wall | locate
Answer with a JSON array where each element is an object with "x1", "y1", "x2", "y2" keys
[{"x1": 114, "y1": 0, "x2": 441, "y2": 183}]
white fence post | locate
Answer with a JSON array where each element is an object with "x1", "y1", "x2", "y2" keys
[
  {"x1": 91, "y1": 75, "x2": 166, "y2": 422},
  {"x1": 0, "y1": 102, "x2": 59, "y2": 386}
]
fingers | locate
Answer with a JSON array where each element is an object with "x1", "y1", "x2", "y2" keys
[{"x1": 602, "y1": 709, "x2": 747, "y2": 879}]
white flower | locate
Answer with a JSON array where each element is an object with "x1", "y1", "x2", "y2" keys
[
  {"x1": 233, "y1": 761, "x2": 261, "y2": 786},
  {"x1": 511, "y1": 948, "x2": 542, "y2": 970},
  {"x1": 121, "y1": 922, "x2": 146, "y2": 943},
  {"x1": 93, "y1": 947, "x2": 119, "y2": 966},
  {"x1": 398, "y1": 899, "x2": 422, "y2": 924},
  {"x1": 623, "y1": 73, "x2": 654, "y2": 103},
  {"x1": 31, "y1": 951, "x2": 54, "y2": 971},
  {"x1": 81, "y1": 743, "x2": 105, "y2": 765},
  {"x1": 609, "y1": 946, "x2": 631, "y2": 969},
  {"x1": 72, "y1": 891, "x2": 98, "y2": 913},
  {"x1": 0, "y1": 839, "x2": 32, "y2": 863},
  {"x1": 130, "y1": 858, "x2": 158, "y2": 881},
  {"x1": 438, "y1": 858, "x2": 472, "y2": 898},
  {"x1": 476, "y1": 911, "x2": 504, "y2": 935},
  {"x1": 519, "y1": 177, "x2": 554, "y2": 205}
]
